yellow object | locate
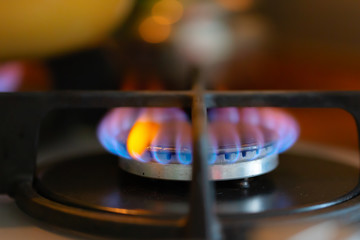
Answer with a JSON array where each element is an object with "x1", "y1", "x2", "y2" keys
[
  {"x1": 0, "y1": 0, "x2": 134, "y2": 60},
  {"x1": 127, "y1": 121, "x2": 160, "y2": 160}
]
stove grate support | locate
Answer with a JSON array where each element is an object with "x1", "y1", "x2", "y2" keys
[
  {"x1": 186, "y1": 76, "x2": 221, "y2": 239},
  {"x1": 2, "y1": 90, "x2": 360, "y2": 239}
]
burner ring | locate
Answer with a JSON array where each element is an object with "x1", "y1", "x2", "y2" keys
[{"x1": 119, "y1": 154, "x2": 278, "y2": 181}]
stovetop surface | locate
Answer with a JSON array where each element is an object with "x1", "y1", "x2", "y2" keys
[
  {"x1": 35, "y1": 152, "x2": 358, "y2": 217},
  {"x1": 3, "y1": 140, "x2": 360, "y2": 240}
]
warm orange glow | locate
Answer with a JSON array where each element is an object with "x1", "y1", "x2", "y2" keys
[
  {"x1": 120, "y1": 70, "x2": 164, "y2": 90},
  {"x1": 139, "y1": 17, "x2": 171, "y2": 43},
  {"x1": 127, "y1": 121, "x2": 160, "y2": 159},
  {"x1": 152, "y1": 0, "x2": 183, "y2": 25},
  {"x1": 215, "y1": 0, "x2": 254, "y2": 12}
]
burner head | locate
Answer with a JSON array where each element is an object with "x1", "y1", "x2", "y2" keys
[
  {"x1": 98, "y1": 107, "x2": 298, "y2": 181},
  {"x1": 119, "y1": 153, "x2": 278, "y2": 181},
  {"x1": 119, "y1": 141, "x2": 278, "y2": 180}
]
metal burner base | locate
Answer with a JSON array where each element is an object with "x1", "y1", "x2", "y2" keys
[{"x1": 119, "y1": 154, "x2": 279, "y2": 181}]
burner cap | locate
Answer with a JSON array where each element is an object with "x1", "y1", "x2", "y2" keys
[{"x1": 119, "y1": 153, "x2": 278, "y2": 181}]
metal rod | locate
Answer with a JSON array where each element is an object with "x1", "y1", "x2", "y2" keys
[
  {"x1": 186, "y1": 77, "x2": 221, "y2": 239},
  {"x1": 0, "y1": 91, "x2": 193, "y2": 109},
  {"x1": 206, "y1": 90, "x2": 360, "y2": 108},
  {"x1": 2, "y1": 90, "x2": 360, "y2": 108}
]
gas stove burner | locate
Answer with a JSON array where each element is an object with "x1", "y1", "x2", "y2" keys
[
  {"x1": 119, "y1": 143, "x2": 278, "y2": 180},
  {"x1": 97, "y1": 107, "x2": 299, "y2": 181},
  {"x1": 2, "y1": 90, "x2": 360, "y2": 239}
]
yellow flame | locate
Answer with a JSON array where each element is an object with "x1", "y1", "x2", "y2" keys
[
  {"x1": 152, "y1": 0, "x2": 183, "y2": 25},
  {"x1": 127, "y1": 121, "x2": 160, "y2": 159},
  {"x1": 139, "y1": 17, "x2": 171, "y2": 43}
]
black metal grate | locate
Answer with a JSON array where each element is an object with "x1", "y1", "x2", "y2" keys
[{"x1": 2, "y1": 87, "x2": 360, "y2": 239}]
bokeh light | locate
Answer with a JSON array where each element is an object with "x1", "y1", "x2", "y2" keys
[
  {"x1": 0, "y1": 62, "x2": 22, "y2": 92},
  {"x1": 152, "y1": 0, "x2": 183, "y2": 25},
  {"x1": 139, "y1": 17, "x2": 172, "y2": 43},
  {"x1": 174, "y1": 18, "x2": 233, "y2": 65}
]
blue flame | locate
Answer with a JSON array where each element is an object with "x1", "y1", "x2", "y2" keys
[
  {"x1": 97, "y1": 108, "x2": 140, "y2": 159},
  {"x1": 98, "y1": 107, "x2": 299, "y2": 165}
]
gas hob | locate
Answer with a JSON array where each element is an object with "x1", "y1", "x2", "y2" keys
[{"x1": 2, "y1": 90, "x2": 360, "y2": 239}]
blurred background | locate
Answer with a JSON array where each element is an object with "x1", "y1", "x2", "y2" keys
[{"x1": 1, "y1": 0, "x2": 360, "y2": 152}]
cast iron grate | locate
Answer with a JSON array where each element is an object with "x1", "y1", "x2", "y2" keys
[{"x1": 2, "y1": 80, "x2": 360, "y2": 239}]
